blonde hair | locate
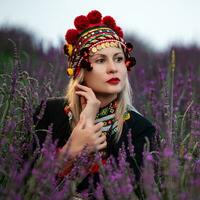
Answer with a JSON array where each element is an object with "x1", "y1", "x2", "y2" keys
[{"x1": 65, "y1": 67, "x2": 135, "y2": 142}]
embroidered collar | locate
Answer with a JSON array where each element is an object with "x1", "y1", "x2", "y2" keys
[
  {"x1": 64, "y1": 99, "x2": 131, "y2": 136},
  {"x1": 95, "y1": 99, "x2": 118, "y2": 137}
]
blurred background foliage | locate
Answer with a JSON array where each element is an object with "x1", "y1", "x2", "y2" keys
[{"x1": 1, "y1": 25, "x2": 200, "y2": 122}]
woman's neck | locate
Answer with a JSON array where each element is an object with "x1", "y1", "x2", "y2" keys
[{"x1": 96, "y1": 94, "x2": 117, "y2": 108}]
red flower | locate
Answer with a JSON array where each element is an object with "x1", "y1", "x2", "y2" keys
[
  {"x1": 65, "y1": 29, "x2": 79, "y2": 44},
  {"x1": 125, "y1": 57, "x2": 136, "y2": 70},
  {"x1": 102, "y1": 16, "x2": 116, "y2": 29},
  {"x1": 126, "y1": 42, "x2": 133, "y2": 52},
  {"x1": 74, "y1": 15, "x2": 89, "y2": 30},
  {"x1": 87, "y1": 10, "x2": 102, "y2": 24},
  {"x1": 113, "y1": 26, "x2": 124, "y2": 38}
]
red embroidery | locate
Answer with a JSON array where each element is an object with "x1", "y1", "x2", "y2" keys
[{"x1": 90, "y1": 159, "x2": 107, "y2": 173}]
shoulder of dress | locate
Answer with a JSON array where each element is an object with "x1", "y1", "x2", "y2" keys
[
  {"x1": 124, "y1": 110, "x2": 155, "y2": 134},
  {"x1": 45, "y1": 97, "x2": 68, "y2": 110},
  {"x1": 36, "y1": 97, "x2": 68, "y2": 121},
  {"x1": 46, "y1": 96, "x2": 67, "y2": 105}
]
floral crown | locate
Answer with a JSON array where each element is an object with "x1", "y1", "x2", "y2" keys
[{"x1": 64, "y1": 10, "x2": 136, "y2": 78}]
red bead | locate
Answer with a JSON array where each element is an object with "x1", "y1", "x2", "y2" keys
[{"x1": 64, "y1": 106, "x2": 70, "y2": 114}]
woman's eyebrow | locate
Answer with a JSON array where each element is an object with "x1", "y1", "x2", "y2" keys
[
  {"x1": 114, "y1": 52, "x2": 124, "y2": 56},
  {"x1": 90, "y1": 54, "x2": 105, "y2": 59}
]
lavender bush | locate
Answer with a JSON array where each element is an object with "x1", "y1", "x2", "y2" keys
[{"x1": 0, "y1": 29, "x2": 200, "y2": 199}]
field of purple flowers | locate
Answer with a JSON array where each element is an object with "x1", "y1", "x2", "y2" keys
[{"x1": 0, "y1": 27, "x2": 200, "y2": 200}]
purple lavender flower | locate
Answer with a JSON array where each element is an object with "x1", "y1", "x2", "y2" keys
[
  {"x1": 163, "y1": 146, "x2": 173, "y2": 157},
  {"x1": 94, "y1": 183, "x2": 104, "y2": 200},
  {"x1": 127, "y1": 128, "x2": 135, "y2": 158}
]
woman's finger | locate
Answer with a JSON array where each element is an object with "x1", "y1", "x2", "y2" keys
[
  {"x1": 77, "y1": 84, "x2": 96, "y2": 98},
  {"x1": 96, "y1": 133, "x2": 106, "y2": 144},
  {"x1": 95, "y1": 130, "x2": 103, "y2": 137},
  {"x1": 75, "y1": 91, "x2": 90, "y2": 100},
  {"x1": 93, "y1": 122, "x2": 104, "y2": 132},
  {"x1": 77, "y1": 114, "x2": 86, "y2": 129},
  {"x1": 77, "y1": 84, "x2": 92, "y2": 92},
  {"x1": 80, "y1": 96, "x2": 86, "y2": 110},
  {"x1": 96, "y1": 140, "x2": 107, "y2": 150}
]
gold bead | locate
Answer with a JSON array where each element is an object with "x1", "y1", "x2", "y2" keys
[
  {"x1": 110, "y1": 42, "x2": 114, "y2": 47},
  {"x1": 105, "y1": 42, "x2": 110, "y2": 47},
  {"x1": 123, "y1": 112, "x2": 130, "y2": 121},
  {"x1": 67, "y1": 68, "x2": 74, "y2": 76},
  {"x1": 101, "y1": 43, "x2": 106, "y2": 48},
  {"x1": 113, "y1": 42, "x2": 118, "y2": 47},
  {"x1": 67, "y1": 44, "x2": 73, "y2": 56},
  {"x1": 97, "y1": 45, "x2": 102, "y2": 50},
  {"x1": 91, "y1": 47, "x2": 97, "y2": 53}
]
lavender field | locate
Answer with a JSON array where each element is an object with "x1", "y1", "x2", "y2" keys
[{"x1": 0, "y1": 27, "x2": 200, "y2": 200}]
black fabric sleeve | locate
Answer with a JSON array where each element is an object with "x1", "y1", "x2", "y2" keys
[
  {"x1": 33, "y1": 97, "x2": 71, "y2": 149},
  {"x1": 33, "y1": 100, "x2": 51, "y2": 149},
  {"x1": 131, "y1": 125, "x2": 156, "y2": 180}
]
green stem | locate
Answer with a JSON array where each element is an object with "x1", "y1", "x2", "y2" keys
[
  {"x1": 169, "y1": 49, "x2": 175, "y2": 146},
  {"x1": 0, "y1": 97, "x2": 11, "y2": 134},
  {"x1": 180, "y1": 100, "x2": 193, "y2": 139}
]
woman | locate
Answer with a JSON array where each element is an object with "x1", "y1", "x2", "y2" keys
[{"x1": 34, "y1": 10, "x2": 156, "y2": 198}]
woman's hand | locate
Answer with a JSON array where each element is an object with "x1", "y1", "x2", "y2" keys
[
  {"x1": 60, "y1": 115, "x2": 107, "y2": 158},
  {"x1": 75, "y1": 84, "x2": 101, "y2": 127}
]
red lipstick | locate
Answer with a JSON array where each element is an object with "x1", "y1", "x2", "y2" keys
[{"x1": 106, "y1": 78, "x2": 120, "y2": 84}]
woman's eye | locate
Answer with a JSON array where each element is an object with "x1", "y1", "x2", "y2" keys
[
  {"x1": 95, "y1": 58, "x2": 105, "y2": 63},
  {"x1": 115, "y1": 56, "x2": 124, "y2": 62}
]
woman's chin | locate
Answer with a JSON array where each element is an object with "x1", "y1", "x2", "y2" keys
[{"x1": 94, "y1": 90, "x2": 122, "y2": 97}]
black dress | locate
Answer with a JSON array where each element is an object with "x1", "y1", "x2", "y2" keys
[{"x1": 33, "y1": 97, "x2": 156, "y2": 196}]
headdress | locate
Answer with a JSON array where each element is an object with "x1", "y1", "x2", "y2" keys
[{"x1": 64, "y1": 10, "x2": 136, "y2": 78}]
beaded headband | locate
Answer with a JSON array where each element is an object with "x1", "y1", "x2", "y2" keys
[{"x1": 64, "y1": 10, "x2": 136, "y2": 78}]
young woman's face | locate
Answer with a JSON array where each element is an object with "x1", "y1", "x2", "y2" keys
[{"x1": 83, "y1": 47, "x2": 127, "y2": 97}]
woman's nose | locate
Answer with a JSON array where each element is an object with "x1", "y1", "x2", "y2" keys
[{"x1": 107, "y1": 60, "x2": 118, "y2": 73}]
